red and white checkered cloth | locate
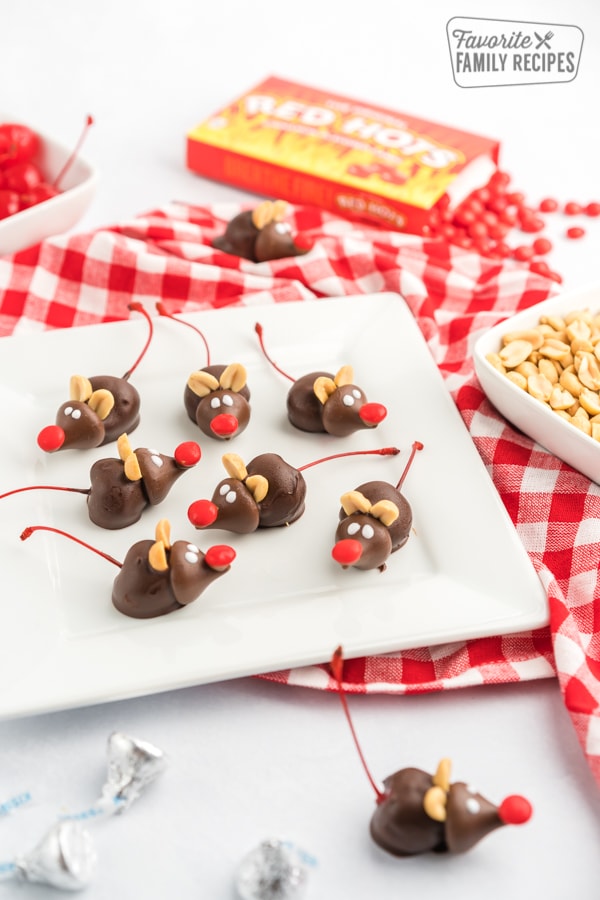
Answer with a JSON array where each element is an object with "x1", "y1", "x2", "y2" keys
[{"x1": 1, "y1": 202, "x2": 599, "y2": 784}]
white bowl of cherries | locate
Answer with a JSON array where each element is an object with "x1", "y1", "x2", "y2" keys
[{"x1": 0, "y1": 116, "x2": 97, "y2": 256}]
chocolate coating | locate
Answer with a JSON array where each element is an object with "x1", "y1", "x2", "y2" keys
[
  {"x1": 112, "y1": 539, "x2": 227, "y2": 618},
  {"x1": 212, "y1": 210, "x2": 259, "y2": 261},
  {"x1": 212, "y1": 210, "x2": 307, "y2": 263},
  {"x1": 346, "y1": 480, "x2": 412, "y2": 552},
  {"x1": 184, "y1": 364, "x2": 251, "y2": 441},
  {"x1": 54, "y1": 375, "x2": 140, "y2": 451},
  {"x1": 334, "y1": 480, "x2": 412, "y2": 571},
  {"x1": 254, "y1": 220, "x2": 306, "y2": 262},
  {"x1": 370, "y1": 769, "x2": 505, "y2": 857}
]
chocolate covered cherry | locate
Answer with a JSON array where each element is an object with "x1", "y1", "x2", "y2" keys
[
  {"x1": 332, "y1": 441, "x2": 422, "y2": 572},
  {"x1": 330, "y1": 647, "x2": 532, "y2": 857},
  {"x1": 212, "y1": 199, "x2": 308, "y2": 262},
  {"x1": 157, "y1": 303, "x2": 251, "y2": 441},
  {"x1": 1, "y1": 434, "x2": 201, "y2": 530},
  {"x1": 255, "y1": 324, "x2": 387, "y2": 437},
  {"x1": 37, "y1": 303, "x2": 153, "y2": 453},
  {"x1": 20, "y1": 519, "x2": 235, "y2": 620},
  {"x1": 188, "y1": 447, "x2": 399, "y2": 535}
]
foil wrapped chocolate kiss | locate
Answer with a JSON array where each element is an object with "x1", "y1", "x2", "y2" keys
[
  {"x1": 101, "y1": 731, "x2": 166, "y2": 813},
  {"x1": 6, "y1": 820, "x2": 98, "y2": 891},
  {"x1": 236, "y1": 838, "x2": 312, "y2": 900}
]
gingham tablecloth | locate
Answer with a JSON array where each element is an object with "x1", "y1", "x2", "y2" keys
[{"x1": 1, "y1": 202, "x2": 599, "y2": 785}]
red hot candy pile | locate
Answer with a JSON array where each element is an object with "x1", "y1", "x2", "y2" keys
[
  {"x1": 0, "y1": 117, "x2": 93, "y2": 220},
  {"x1": 424, "y1": 169, "x2": 600, "y2": 283}
]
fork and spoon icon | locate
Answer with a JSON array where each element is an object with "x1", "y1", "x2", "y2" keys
[{"x1": 534, "y1": 30, "x2": 553, "y2": 49}]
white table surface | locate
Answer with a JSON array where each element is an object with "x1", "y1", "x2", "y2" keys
[{"x1": 2, "y1": 1, "x2": 600, "y2": 897}]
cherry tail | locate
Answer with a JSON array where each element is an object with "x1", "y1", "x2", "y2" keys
[
  {"x1": 52, "y1": 114, "x2": 94, "y2": 190},
  {"x1": 20, "y1": 525, "x2": 122, "y2": 568},
  {"x1": 396, "y1": 441, "x2": 424, "y2": 490},
  {"x1": 122, "y1": 303, "x2": 154, "y2": 379},
  {"x1": 254, "y1": 322, "x2": 295, "y2": 382},
  {"x1": 0, "y1": 485, "x2": 89, "y2": 500},
  {"x1": 298, "y1": 446, "x2": 400, "y2": 472},
  {"x1": 156, "y1": 302, "x2": 210, "y2": 366},
  {"x1": 330, "y1": 646, "x2": 387, "y2": 804}
]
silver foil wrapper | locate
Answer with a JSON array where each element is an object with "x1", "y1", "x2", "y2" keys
[
  {"x1": 100, "y1": 731, "x2": 166, "y2": 813},
  {"x1": 15, "y1": 820, "x2": 97, "y2": 891},
  {"x1": 236, "y1": 839, "x2": 309, "y2": 900}
]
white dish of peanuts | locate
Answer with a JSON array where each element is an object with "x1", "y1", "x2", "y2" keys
[{"x1": 473, "y1": 286, "x2": 600, "y2": 485}]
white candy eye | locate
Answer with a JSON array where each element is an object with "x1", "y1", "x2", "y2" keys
[
  {"x1": 64, "y1": 406, "x2": 73, "y2": 415},
  {"x1": 71, "y1": 408, "x2": 81, "y2": 420},
  {"x1": 222, "y1": 394, "x2": 234, "y2": 407},
  {"x1": 274, "y1": 222, "x2": 291, "y2": 234},
  {"x1": 466, "y1": 798, "x2": 481, "y2": 815},
  {"x1": 362, "y1": 524, "x2": 374, "y2": 539},
  {"x1": 184, "y1": 550, "x2": 199, "y2": 564},
  {"x1": 352, "y1": 389, "x2": 361, "y2": 399},
  {"x1": 186, "y1": 543, "x2": 199, "y2": 553},
  {"x1": 342, "y1": 394, "x2": 355, "y2": 407},
  {"x1": 150, "y1": 454, "x2": 163, "y2": 467},
  {"x1": 347, "y1": 522, "x2": 360, "y2": 535},
  {"x1": 219, "y1": 484, "x2": 231, "y2": 496},
  {"x1": 210, "y1": 397, "x2": 221, "y2": 409},
  {"x1": 225, "y1": 490, "x2": 237, "y2": 504}
]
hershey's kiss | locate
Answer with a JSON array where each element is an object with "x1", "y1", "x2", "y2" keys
[
  {"x1": 235, "y1": 838, "x2": 309, "y2": 900},
  {"x1": 15, "y1": 820, "x2": 97, "y2": 891},
  {"x1": 101, "y1": 731, "x2": 166, "y2": 813}
]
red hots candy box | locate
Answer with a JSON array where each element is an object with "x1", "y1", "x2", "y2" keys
[{"x1": 186, "y1": 76, "x2": 500, "y2": 233}]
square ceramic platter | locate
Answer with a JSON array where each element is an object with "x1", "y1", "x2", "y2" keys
[
  {"x1": 0, "y1": 115, "x2": 97, "y2": 255},
  {"x1": 0, "y1": 294, "x2": 548, "y2": 719},
  {"x1": 473, "y1": 284, "x2": 600, "y2": 485}
]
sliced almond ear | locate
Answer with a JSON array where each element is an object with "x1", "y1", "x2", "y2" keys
[
  {"x1": 245, "y1": 474, "x2": 269, "y2": 503},
  {"x1": 123, "y1": 451, "x2": 143, "y2": 482},
  {"x1": 222, "y1": 452, "x2": 248, "y2": 481},
  {"x1": 117, "y1": 433, "x2": 133, "y2": 461},
  {"x1": 88, "y1": 389, "x2": 115, "y2": 420},
  {"x1": 271, "y1": 199, "x2": 289, "y2": 221},
  {"x1": 219, "y1": 362, "x2": 247, "y2": 392},
  {"x1": 187, "y1": 370, "x2": 220, "y2": 397},
  {"x1": 432, "y1": 757, "x2": 452, "y2": 793},
  {"x1": 423, "y1": 785, "x2": 447, "y2": 822},
  {"x1": 369, "y1": 500, "x2": 399, "y2": 527},
  {"x1": 148, "y1": 541, "x2": 169, "y2": 573},
  {"x1": 251, "y1": 200, "x2": 274, "y2": 229},
  {"x1": 155, "y1": 518, "x2": 171, "y2": 549},
  {"x1": 334, "y1": 365, "x2": 354, "y2": 387},
  {"x1": 69, "y1": 374, "x2": 93, "y2": 402},
  {"x1": 313, "y1": 375, "x2": 337, "y2": 405},
  {"x1": 340, "y1": 490, "x2": 371, "y2": 516}
]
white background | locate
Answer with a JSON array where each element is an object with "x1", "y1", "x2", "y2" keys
[{"x1": 1, "y1": 0, "x2": 600, "y2": 897}]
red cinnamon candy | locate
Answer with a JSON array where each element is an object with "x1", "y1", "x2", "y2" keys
[
  {"x1": 330, "y1": 646, "x2": 533, "y2": 857},
  {"x1": 255, "y1": 323, "x2": 387, "y2": 437},
  {"x1": 37, "y1": 303, "x2": 153, "y2": 453},
  {"x1": 20, "y1": 519, "x2": 235, "y2": 619}
]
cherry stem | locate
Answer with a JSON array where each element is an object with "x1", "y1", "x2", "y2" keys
[
  {"x1": 0, "y1": 485, "x2": 89, "y2": 500},
  {"x1": 52, "y1": 114, "x2": 94, "y2": 190},
  {"x1": 123, "y1": 303, "x2": 154, "y2": 379},
  {"x1": 330, "y1": 646, "x2": 387, "y2": 804},
  {"x1": 156, "y1": 302, "x2": 210, "y2": 365},
  {"x1": 396, "y1": 441, "x2": 424, "y2": 491},
  {"x1": 298, "y1": 446, "x2": 400, "y2": 472},
  {"x1": 20, "y1": 525, "x2": 122, "y2": 568},
  {"x1": 254, "y1": 322, "x2": 295, "y2": 382}
]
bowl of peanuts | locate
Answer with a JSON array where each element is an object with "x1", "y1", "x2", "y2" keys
[{"x1": 473, "y1": 286, "x2": 600, "y2": 485}]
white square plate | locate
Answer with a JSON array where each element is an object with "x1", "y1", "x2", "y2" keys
[
  {"x1": 0, "y1": 294, "x2": 547, "y2": 718},
  {"x1": 473, "y1": 284, "x2": 600, "y2": 485}
]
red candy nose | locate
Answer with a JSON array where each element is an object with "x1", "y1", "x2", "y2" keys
[
  {"x1": 205, "y1": 544, "x2": 236, "y2": 571},
  {"x1": 174, "y1": 441, "x2": 202, "y2": 467},
  {"x1": 37, "y1": 425, "x2": 65, "y2": 453},
  {"x1": 359, "y1": 402, "x2": 387, "y2": 426},
  {"x1": 498, "y1": 795, "x2": 533, "y2": 825},
  {"x1": 210, "y1": 413, "x2": 239, "y2": 437},
  {"x1": 188, "y1": 499, "x2": 218, "y2": 528},
  {"x1": 332, "y1": 539, "x2": 363, "y2": 566}
]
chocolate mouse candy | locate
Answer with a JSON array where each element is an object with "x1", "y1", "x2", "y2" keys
[{"x1": 212, "y1": 200, "x2": 307, "y2": 263}]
